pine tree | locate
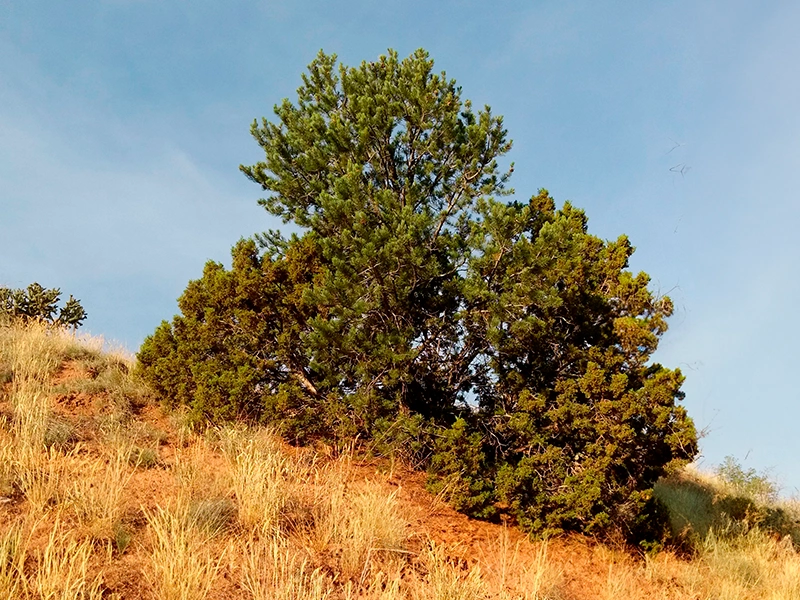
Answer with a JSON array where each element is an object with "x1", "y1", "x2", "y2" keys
[{"x1": 139, "y1": 49, "x2": 697, "y2": 538}]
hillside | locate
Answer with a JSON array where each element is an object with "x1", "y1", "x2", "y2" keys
[{"x1": 1, "y1": 321, "x2": 799, "y2": 599}]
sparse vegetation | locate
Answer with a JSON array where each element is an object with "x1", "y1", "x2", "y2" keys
[
  {"x1": 2, "y1": 318, "x2": 799, "y2": 598},
  {"x1": 654, "y1": 462, "x2": 800, "y2": 550}
]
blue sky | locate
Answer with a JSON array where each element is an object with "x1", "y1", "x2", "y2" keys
[{"x1": 2, "y1": 1, "x2": 799, "y2": 491}]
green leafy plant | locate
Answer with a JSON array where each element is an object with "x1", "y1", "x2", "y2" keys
[
  {"x1": 139, "y1": 49, "x2": 698, "y2": 538},
  {"x1": 0, "y1": 283, "x2": 87, "y2": 328},
  {"x1": 716, "y1": 456, "x2": 778, "y2": 504}
]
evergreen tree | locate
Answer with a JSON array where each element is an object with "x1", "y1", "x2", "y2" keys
[
  {"x1": 139, "y1": 49, "x2": 697, "y2": 538},
  {"x1": 0, "y1": 283, "x2": 87, "y2": 328}
]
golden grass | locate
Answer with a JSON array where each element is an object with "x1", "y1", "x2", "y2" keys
[
  {"x1": 478, "y1": 529, "x2": 563, "y2": 600},
  {"x1": 221, "y1": 427, "x2": 295, "y2": 534},
  {"x1": 680, "y1": 529, "x2": 800, "y2": 599},
  {"x1": 0, "y1": 525, "x2": 26, "y2": 598},
  {"x1": 8, "y1": 364, "x2": 71, "y2": 514},
  {"x1": 416, "y1": 542, "x2": 486, "y2": 600},
  {"x1": 31, "y1": 520, "x2": 106, "y2": 600},
  {"x1": 145, "y1": 502, "x2": 226, "y2": 600},
  {"x1": 241, "y1": 536, "x2": 332, "y2": 600},
  {"x1": 3, "y1": 319, "x2": 800, "y2": 600},
  {"x1": 15, "y1": 445, "x2": 71, "y2": 514},
  {"x1": 311, "y1": 464, "x2": 408, "y2": 580},
  {"x1": 66, "y1": 446, "x2": 134, "y2": 540}
]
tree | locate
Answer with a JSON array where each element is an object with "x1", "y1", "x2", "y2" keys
[
  {"x1": 430, "y1": 194, "x2": 698, "y2": 534},
  {"x1": 0, "y1": 283, "x2": 87, "y2": 328},
  {"x1": 239, "y1": 49, "x2": 512, "y2": 429},
  {"x1": 138, "y1": 49, "x2": 697, "y2": 538},
  {"x1": 137, "y1": 236, "x2": 325, "y2": 436}
]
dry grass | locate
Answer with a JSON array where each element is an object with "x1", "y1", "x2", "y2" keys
[
  {"x1": 668, "y1": 529, "x2": 800, "y2": 600},
  {"x1": 312, "y1": 473, "x2": 408, "y2": 580},
  {"x1": 145, "y1": 502, "x2": 226, "y2": 600},
  {"x1": 3, "y1": 319, "x2": 800, "y2": 600},
  {"x1": 478, "y1": 530, "x2": 563, "y2": 600},
  {"x1": 31, "y1": 520, "x2": 106, "y2": 600},
  {"x1": 221, "y1": 427, "x2": 296, "y2": 534},
  {"x1": 66, "y1": 446, "x2": 134, "y2": 540},
  {"x1": 415, "y1": 542, "x2": 486, "y2": 600},
  {"x1": 241, "y1": 536, "x2": 332, "y2": 600},
  {"x1": 0, "y1": 525, "x2": 27, "y2": 598}
]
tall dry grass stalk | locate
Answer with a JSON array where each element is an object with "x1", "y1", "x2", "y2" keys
[
  {"x1": 12, "y1": 387, "x2": 49, "y2": 449},
  {"x1": 67, "y1": 446, "x2": 134, "y2": 540},
  {"x1": 2, "y1": 323, "x2": 70, "y2": 513},
  {"x1": 313, "y1": 477, "x2": 408, "y2": 580},
  {"x1": 145, "y1": 502, "x2": 226, "y2": 600},
  {"x1": 241, "y1": 536, "x2": 332, "y2": 600},
  {"x1": 221, "y1": 428, "x2": 294, "y2": 534},
  {"x1": 691, "y1": 529, "x2": 800, "y2": 599},
  {"x1": 15, "y1": 445, "x2": 70, "y2": 514},
  {"x1": 31, "y1": 520, "x2": 106, "y2": 600},
  {"x1": 480, "y1": 529, "x2": 561, "y2": 600},
  {"x1": 635, "y1": 527, "x2": 800, "y2": 600},
  {"x1": 0, "y1": 525, "x2": 27, "y2": 598},
  {"x1": 2, "y1": 321, "x2": 64, "y2": 390},
  {"x1": 0, "y1": 424, "x2": 15, "y2": 496},
  {"x1": 344, "y1": 571, "x2": 404, "y2": 600},
  {"x1": 517, "y1": 542, "x2": 561, "y2": 600},
  {"x1": 415, "y1": 542, "x2": 486, "y2": 600},
  {"x1": 171, "y1": 437, "x2": 237, "y2": 536},
  {"x1": 11, "y1": 389, "x2": 68, "y2": 514}
]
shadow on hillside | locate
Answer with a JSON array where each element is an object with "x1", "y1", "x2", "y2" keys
[{"x1": 654, "y1": 472, "x2": 800, "y2": 551}]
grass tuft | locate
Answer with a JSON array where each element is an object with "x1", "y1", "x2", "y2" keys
[
  {"x1": 312, "y1": 470, "x2": 407, "y2": 580},
  {"x1": 145, "y1": 502, "x2": 226, "y2": 600},
  {"x1": 415, "y1": 542, "x2": 486, "y2": 600},
  {"x1": 67, "y1": 447, "x2": 134, "y2": 541},
  {"x1": 221, "y1": 427, "x2": 295, "y2": 534},
  {"x1": 241, "y1": 536, "x2": 332, "y2": 600},
  {"x1": 0, "y1": 525, "x2": 26, "y2": 598},
  {"x1": 32, "y1": 520, "x2": 106, "y2": 600}
]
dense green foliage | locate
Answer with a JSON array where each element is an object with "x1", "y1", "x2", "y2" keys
[
  {"x1": 138, "y1": 49, "x2": 698, "y2": 537},
  {"x1": 0, "y1": 283, "x2": 87, "y2": 328}
]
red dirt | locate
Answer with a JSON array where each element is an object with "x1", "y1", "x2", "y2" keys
[{"x1": 2, "y1": 359, "x2": 680, "y2": 600}]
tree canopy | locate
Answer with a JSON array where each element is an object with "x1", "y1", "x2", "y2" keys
[{"x1": 138, "y1": 49, "x2": 697, "y2": 538}]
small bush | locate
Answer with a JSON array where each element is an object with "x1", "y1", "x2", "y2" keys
[
  {"x1": 654, "y1": 462, "x2": 800, "y2": 550},
  {"x1": 0, "y1": 282, "x2": 87, "y2": 328},
  {"x1": 187, "y1": 497, "x2": 237, "y2": 537},
  {"x1": 44, "y1": 417, "x2": 77, "y2": 449},
  {"x1": 716, "y1": 456, "x2": 779, "y2": 504},
  {"x1": 129, "y1": 446, "x2": 160, "y2": 468}
]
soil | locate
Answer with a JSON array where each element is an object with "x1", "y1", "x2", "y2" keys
[{"x1": 1, "y1": 359, "x2": 682, "y2": 600}]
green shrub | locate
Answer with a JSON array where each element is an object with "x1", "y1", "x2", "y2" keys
[
  {"x1": 0, "y1": 283, "x2": 86, "y2": 328},
  {"x1": 138, "y1": 49, "x2": 698, "y2": 538},
  {"x1": 716, "y1": 456, "x2": 778, "y2": 504}
]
